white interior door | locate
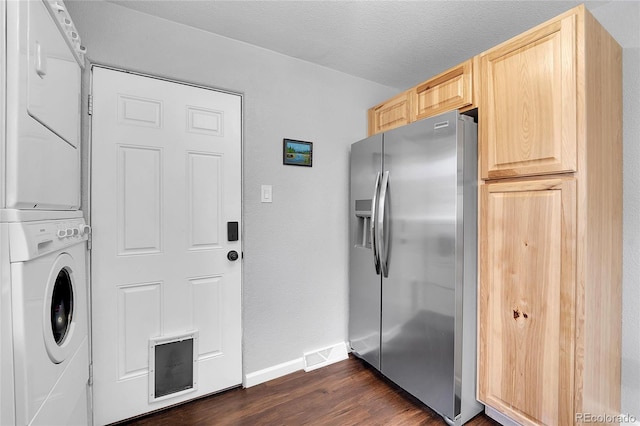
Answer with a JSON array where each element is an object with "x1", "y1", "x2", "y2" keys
[{"x1": 90, "y1": 67, "x2": 242, "y2": 425}]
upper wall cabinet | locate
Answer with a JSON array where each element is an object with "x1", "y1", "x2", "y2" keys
[
  {"x1": 412, "y1": 58, "x2": 474, "y2": 122},
  {"x1": 480, "y1": 12, "x2": 577, "y2": 179},
  {"x1": 367, "y1": 58, "x2": 477, "y2": 136},
  {"x1": 368, "y1": 90, "x2": 412, "y2": 136}
]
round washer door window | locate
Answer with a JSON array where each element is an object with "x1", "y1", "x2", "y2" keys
[
  {"x1": 43, "y1": 253, "x2": 78, "y2": 364},
  {"x1": 51, "y1": 268, "x2": 74, "y2": 345}
]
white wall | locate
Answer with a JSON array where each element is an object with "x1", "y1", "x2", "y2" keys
[
  {"x1": 589, "y1": 1, "x2": 640, "y2": 419},
  {"x1": 65, "y1": 0, "x2": 396, "y2": 378}
]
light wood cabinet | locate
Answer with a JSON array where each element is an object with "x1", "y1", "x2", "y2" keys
[
  {"x1": 480, "y1": 12, "x2": 577, "y2": 179},
  {"x1": 367, "y1": 90, "x2": 412, "y2": 136},
  {"x1": 412, "y1": 59, "x2": 474, "y2": 121},
  {"x1": 478, "y1": 5, "x2": 622, "y2": 426},
  {"x1": 479, "y1": 178, "x2": 576, "y2": 425},
  {"x1": 367, "y1": 58, "x2": 478, "y2": 136}
]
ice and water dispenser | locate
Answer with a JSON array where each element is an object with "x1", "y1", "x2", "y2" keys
[{"x1": 354, "y1": 199, "x2": 373, "y2": 249}]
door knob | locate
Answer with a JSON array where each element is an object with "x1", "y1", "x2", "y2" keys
[{"x1": 227, "y1": 250, "x2": 239, "y2": 261}]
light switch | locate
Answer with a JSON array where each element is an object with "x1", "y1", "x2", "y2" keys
[{"x1": 261, "y1": 185, "x2": 272, "y2": 203}]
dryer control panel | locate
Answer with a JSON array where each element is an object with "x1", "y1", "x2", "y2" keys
[{"x1": 43, "y1": 0, "x2": 86, "y2": 67}]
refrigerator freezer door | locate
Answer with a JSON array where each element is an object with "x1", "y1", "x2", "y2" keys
[
  {"x1": 349, "y1": 134, "x2": 383, "y2": 369},
  {"x1": 380, "y1": 111, "x2": 459, "y2": 420}
]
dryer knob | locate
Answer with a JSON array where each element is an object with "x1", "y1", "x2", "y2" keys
[{"x1": 57, "y1": 229, "x2": 66, "y2": 239}]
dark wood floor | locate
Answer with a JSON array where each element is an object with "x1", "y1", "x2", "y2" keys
[{"x1": 120, "y1": 356, "x2": 498, "y2": 425}]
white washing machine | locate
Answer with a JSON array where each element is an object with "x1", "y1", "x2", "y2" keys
[
  {"x1": 1, "y1": 212, "x2": 90, "y2": 425},
  {"x1": 4, "y1": 0, "x2": 85, "y2": 210}
]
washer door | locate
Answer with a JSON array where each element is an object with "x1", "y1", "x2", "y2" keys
[{"x1": 43, "y1": 253, "x2": 78, "y2": 363}]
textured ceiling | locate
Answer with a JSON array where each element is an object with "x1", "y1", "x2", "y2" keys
[{"x1": 103, "y1": 0, "x2": 609, "y2": 90}]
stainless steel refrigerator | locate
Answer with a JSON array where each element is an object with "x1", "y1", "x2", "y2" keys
[{"x1": 349, "y1": 110, "x2": 482, "y2": 425}]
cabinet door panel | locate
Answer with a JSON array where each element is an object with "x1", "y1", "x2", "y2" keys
[
  {"x1": 413, "y1": 59, "x2": 473, "y2": 121},
  {"x1": 368, "y1": 90, "x2": 412, "y2": 136},
  {"x1": 480, "y1": 14, "x2": 577, "y2": 179},
  {"x1": 478, "y1": 178, "x2": 576, "y2": 426}
]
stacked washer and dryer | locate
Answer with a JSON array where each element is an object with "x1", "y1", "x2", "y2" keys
[{"x1": 1, "y1": 1, "x2": 90, "y2": 425}]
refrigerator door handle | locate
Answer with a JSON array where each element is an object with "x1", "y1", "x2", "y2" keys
[
  {"x1": 371, "y1": 172, "x2": 382, "y2": 275},
  {"x1": 378, "y1": 170, "x2": 390, "y2": 277}
]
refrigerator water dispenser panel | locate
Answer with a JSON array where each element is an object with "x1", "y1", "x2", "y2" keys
[{"x1": 355, "y1": 199, "x2": 373, "y2": 249}]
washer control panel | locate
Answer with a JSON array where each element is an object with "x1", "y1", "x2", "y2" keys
[
  {"x1": 9, "y1": 218, "x2": 90, "y2": 262},
  {"x1": 56, "y1": 223, "x2": 91, "y2": 239}
]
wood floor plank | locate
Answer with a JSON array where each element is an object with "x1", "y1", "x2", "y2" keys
[{"x1": 117, "y1": 356, "x2": 498, "y2": 425}]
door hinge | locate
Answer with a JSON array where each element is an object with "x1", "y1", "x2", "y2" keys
[
  {"x1": 88, "y1": 94, "x2": 93, "y2": 116},
  {"x1": 87, "y1": 232, "x2": 92, "y2": 250},
  {"x1": 88, "y1": 363, "x2": 93, "y2": 386}
]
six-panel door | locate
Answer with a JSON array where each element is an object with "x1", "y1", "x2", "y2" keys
[
  {"x1": 91, "y1": 67, "x2": 242, "y2": 425},
  {"x1": 478, "y1": 177, "x2": 576, "y2": 426}
]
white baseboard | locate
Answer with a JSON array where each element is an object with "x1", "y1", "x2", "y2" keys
[
  {"x1": 243, "y1": 358, "x2": 304, "y2": 388},
  {"x1": 243, "y1": 342, "x2": 349, "y2": 388}
]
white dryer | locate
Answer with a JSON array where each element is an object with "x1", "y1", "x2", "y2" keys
[
  {"x1": 3, "y1": 212, "x2": 90, "y2": 425},
  {"x1": 4, "y1": 0, "x2": 85, "y2": 210}
]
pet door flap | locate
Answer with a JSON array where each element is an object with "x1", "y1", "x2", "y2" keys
[{"x1": 148, "y1": 331, "x2": 199, "y2": 402}]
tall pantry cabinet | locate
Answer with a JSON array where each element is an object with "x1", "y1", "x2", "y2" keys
[{"x1": 477, "y1": 5, "x2": 622, "y2": 426}]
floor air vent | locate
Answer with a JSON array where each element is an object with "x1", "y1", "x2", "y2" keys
[
  {"x1": 303, "y1": 342, "x2": 348, "y2": 372},
  {"x1": 149, "y1": 331, "x2": 199, "y2": 402}
]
